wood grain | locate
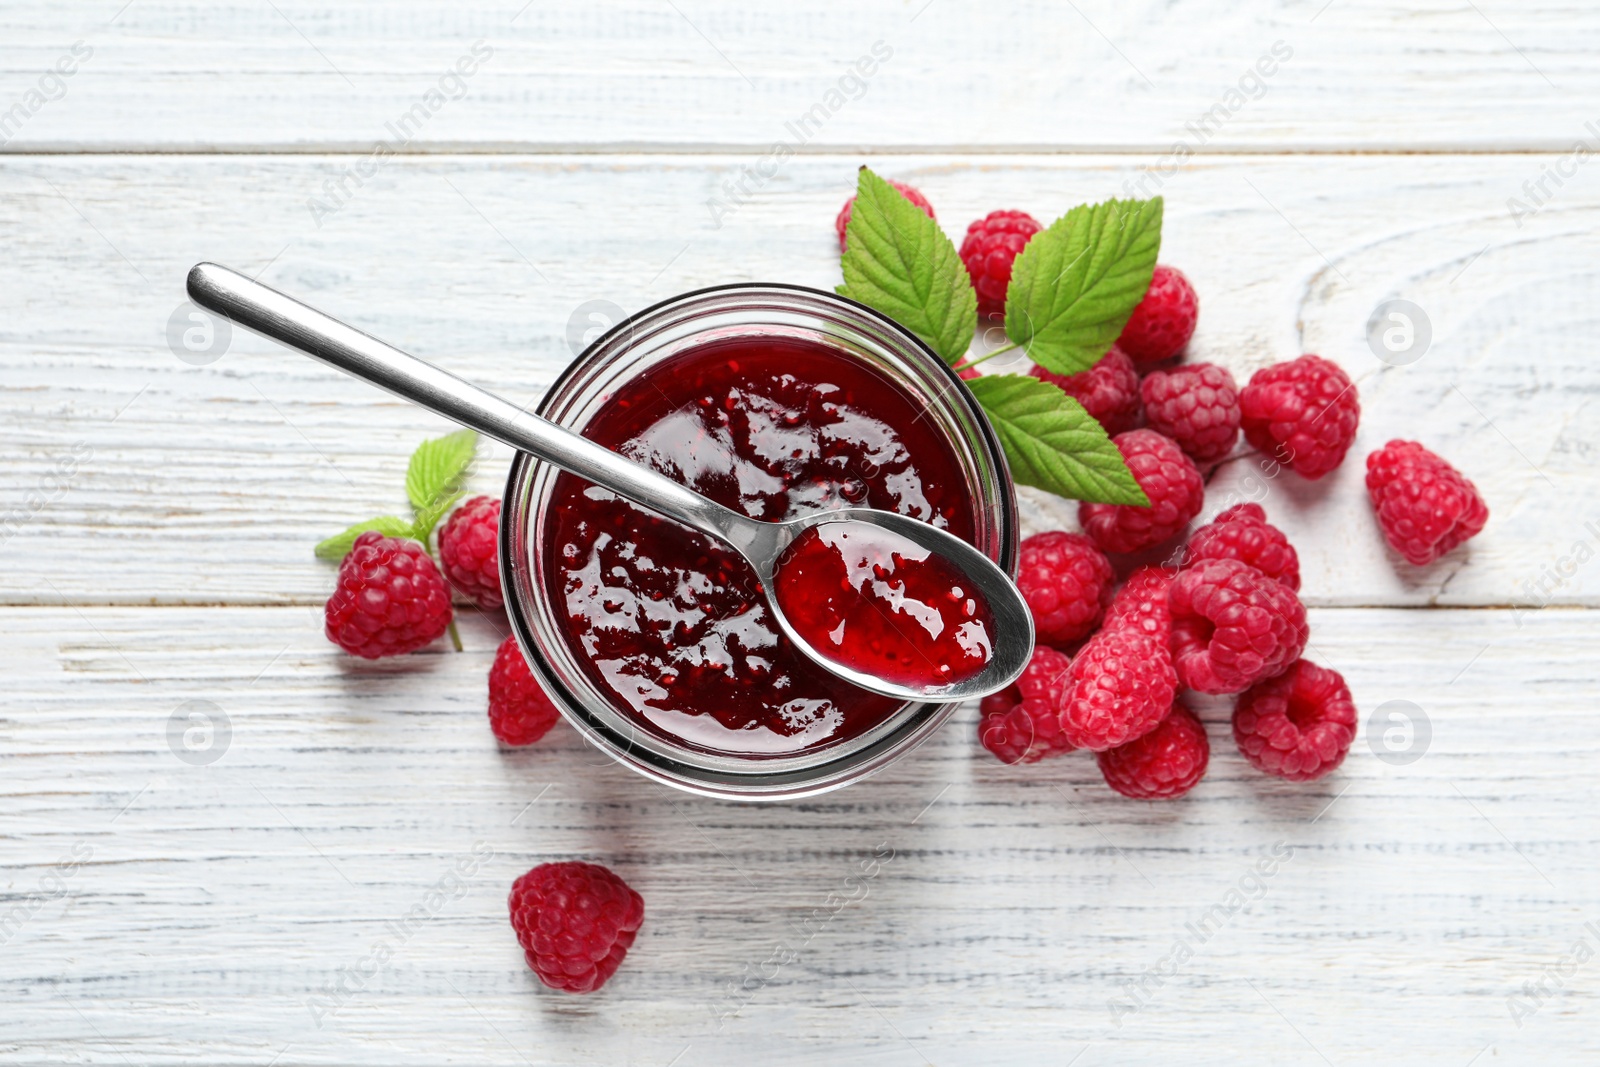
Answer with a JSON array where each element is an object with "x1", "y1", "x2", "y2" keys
[
  {"x1": 0, "y1": 1, "x2": 1592, "y2": 153},
  {"x1": 1, "y1": 153, "x2": 1594, "y2": 607},
  {"x1": 3, "y1": 605, "x2": 1596, "y2": 1064}
]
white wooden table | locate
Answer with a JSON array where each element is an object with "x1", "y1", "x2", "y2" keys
[{"x1": 4, "y1": 3, "x2": 1598, "y2": 1063}]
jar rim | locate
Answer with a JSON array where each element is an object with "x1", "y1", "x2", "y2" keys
[{"x1": 498, "y1": 282, "x2": 1018, "y2": 801}]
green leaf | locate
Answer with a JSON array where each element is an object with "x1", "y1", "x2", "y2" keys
[
  {"x1": 965, "y1": 374, "x2": 1149, "y2": 506},
  {"x1": 412, "y1": 488, "x2": 466, "y2": 546},
  {"x1": 405, "y1": 429, "x2": 478, "y2": 514},
  {"x1": 314, "y1": 516, "x2": 417, "y2": 561},
  {"x1": 1005, "y1": 196, "x2": 1163, "y2": 376},
  {"x1": 837, "y1": 167, "x2": 977, "y2": 365}
]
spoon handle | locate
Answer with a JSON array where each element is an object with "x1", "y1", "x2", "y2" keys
[{"x1": 187, "y1": 263, "x2": 743, "y2": 545}]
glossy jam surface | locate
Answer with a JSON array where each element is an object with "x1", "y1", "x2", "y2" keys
[
  {"x1": 774, "y1": 522, "x2": 995, "y2": 688},
  {"x1": 542, "y1": 337, "x2": 977, "y2": 757}
]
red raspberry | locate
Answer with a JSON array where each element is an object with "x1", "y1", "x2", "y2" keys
[
  {"x1": 1079, "y1": 430, "x2": 1204, "y2": 554},
  {"x1": 1170, "y1": 558, "x2": 1307, "y2": 694},
  {"x1": 1058, "y1": 628, "x2": 1176, "y2": 752},
  {"x1": 1233, "y1": 659, "x2": 1357, "y2": 781},
  {"x1": 1183, "y1": 503, "x2": 1300, "y2": 590},
  {"x1": 1365, "y1": 440, "x2": 1489, "y2": 566},
  {"x1": 836, "y1": 179, "x2": 935, "y2": 252},
  {"x1": 959, "y1": 210, "x2": 1043, "y2": 319},
  {"x1": 1029, "y1": 346, "x2": 1141, "y2": 436},
  {"x1": 1102, "y1": 565, "x2": 1174, "y2": 644},
  {"x1": 1139, "y1": 362, "x2": 1240, "y2": 464},
  {"x1": 976, "y1": 645, "x2": 1076, "y2": 764},
  {"x1": 324, "y1": 532, "x2": 452, "y2": 659},
  {"x1": 1239, "y1": 355, "x2": 1360, "y2": 480},
  {"x1": 438, "y1": 495, "x2": 503, "y2": 610},
  {"x1": 1015, "y1": 531, "x2": 1114, "y2": 646},
  {"x1": 1097, "y1": 700, "x2": 1209, "y2": 800},
  {"x1": 489, "y1": 635, "x2": 562, "y2": 746},
  {"x1": 509, "y1": 861, "x2": 645, "y2": 993},
  {"x1": 1115, "y1": 265, "x2": 1198, "y2": 365}
]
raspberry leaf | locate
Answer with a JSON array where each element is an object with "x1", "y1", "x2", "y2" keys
[
  {"x1": 1005, "y1": 197, "x2": 1162, "y2": 375},
  {"x1": 966, "y1": 374, "x2": 1148, "y2": 506},
  {"x1": 837, "y1": 166, "x2": 976, "y2": 365},
  {"x1": 406, "y1": 428, "x2": 478, "y2": 514},
  {"x1": 314, "y1": 516, "x2": 417, "y2": 561},
  {"x1": 412, "y1": 488, "x2": 466, "y2": 546}
]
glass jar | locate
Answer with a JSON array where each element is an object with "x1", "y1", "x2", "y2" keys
[{"x1": 500, "y1": 284, "x2": 1017, "y2": 801}]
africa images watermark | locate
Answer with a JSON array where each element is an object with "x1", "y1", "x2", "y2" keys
[
  {"x1": 1510, "y1": 518, "x2": 1600, "y2": 626},
  {"x1": 0, "y1": 841, "x2": 93, "y2": 946},
  {"x1": 1505, "y1": 119, "x2": 1600, "y2": 228},
  {"x1": 0, "y1": 441, "x2": 92, "y2": 546},
  {"x1": 306, "y1": 40, "x2": 495, "y2": 227},
  {"x1": 1506, "y1": 919, "x2": 1600, "y2": 1028},
  {"x1": 1121, "y1": 40, "x2": 1293, "y2": 200},
  {"x1": 709, "y1": 841, "x2": 896, "y2": 1027},
  {"x1": 0, "y1": 41, "x2": 93, "y2": 146},
  {"x1": 706, "y1": 40, "x2": 893, "y2": 229},
  {"x1": 306, "y1": 841, "x2": 495, "y2": 1027},
  {"x1": 1107, "y1": 841, "x2": 1295, "y2": 1028}
]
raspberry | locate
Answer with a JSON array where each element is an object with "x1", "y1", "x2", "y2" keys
[
  {"x1": 324, "y1": 532, "x2": 453, "y2": 659},
  {"x1": 1058, "y1": 628, "x2": 1177, "y2": 751},
  {"x1": 489, "y1": 635, "x2": 562, "y2": 746},
  {"x1": 959, "y1": 209, "x2": 1043, "y2": 319},
  {"x1": 1233, "y1": 660, "x2": 1357, "y2": 781},
  {"x1": 1102, "y1": 565, "x2": 1174, "y2": 644},
  {"x1": 1169, "y1": 558, "x2": 1307, "y2": 695},
  {"x1": 1079, "y1": 430, "x2": 1204, "y2": 554},
  {"x1": 509, "y1": 861, "x2": 645, "y2": 993},
  {"x1": 836, "y1": 179, "x2": 935, "y2": 252},
  {"x1": 1015, "y1": 531, "x2": 1114, "y2": 646},
  {"x1": 1139, "y1": 362, "x2": 1240, "y2": 464},
  {"x1": 438, "y1": 495, "x2": 503, "y2": 610},
  {"x1": 976, "y1": 646, "x2": 1077, "y2": 764},
  {"x1": 1183, "y1": 503, "x2": 1300, "y2": 590},
  {"x1": 1239, "y1": 355, "x2": 1360, "y2": 480},
  {"x1": 1365, "y1": 440, "x2": 1489, "y2": 566},
  {"x1": 1030, "y1": 346, "x2": 1141, "y2": 436},
  {"x1": 1116, "y1": 265, "x2": 1198, "y2": 365},
  {"x1": 1097, "y1": 700, "x2": 1209, "y2": 799}
]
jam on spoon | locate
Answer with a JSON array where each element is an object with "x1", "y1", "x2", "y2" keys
[{"x1": 773, "y1": 521, "x2": 996, "y2": 687}]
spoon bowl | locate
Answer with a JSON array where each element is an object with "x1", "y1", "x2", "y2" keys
[{"x1": 186, "y1": 262, "x2": 1033, "y2": 701}]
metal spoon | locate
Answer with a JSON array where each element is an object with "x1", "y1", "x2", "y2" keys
[{"x1": 187, "y1": 263, "x2": 1032, "y2": 701}]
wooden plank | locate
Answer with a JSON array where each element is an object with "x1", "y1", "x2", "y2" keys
[
  {"x1": 1, "y1": 153, "x2": 1593, "y2": 607},
  {"x1": 1, "y1": 604, "x2": 1595, "y2": 1063},
  {"x1": 0, "y1": 0, "x2": 1593, "y2": 152}
]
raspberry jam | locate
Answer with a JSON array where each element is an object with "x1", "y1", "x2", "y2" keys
[
  {"x1": 773, "y1": 522, "x2": 995, "y2": 687},
  {"x1": 542, "y1": 337, "x2": 978, "y2": 757}
]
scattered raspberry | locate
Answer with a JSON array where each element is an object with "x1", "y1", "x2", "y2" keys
[
  {"x1": 324, "y1": 532, "x2": 453, "y2": 659},
  {"x1": 1015, "y1": 531, "x2": 1114, "y2": 646},
  {"x1": 1233, "y1": 659, "x2": 1357, "y2": 781},
  {"x1": 1102, "y1": 565, "x2": 1174, "y2": 644},
  {"x1": 1183, "y1": 502, "x2": 1300, "y2": 591},
  {"x1": 1058, "y1": 628, "x2": 1177, "y2": 751},
  {"x1": 977, "y1": 646, "x2": 1077, "y2": 764},
  {"x1": 959, "y1": 209, "x2": 1043, "y2": 319},
  {"x1": 836, "y1": 179, "x2": 935, "y2": 252},
  {"x1": 955, "y1": 364, "x2": 981, "y2": 381},
  {"x1": 1079, "y1": 429, "x2": 1205, "y2": 554},
  {"x1": 1030, "y1": 346, "x2": 1141, "y2": 436},
  {"x1": 1097, "y1": 700, "x2": 1209, "y2": 799},
  {"x1": 489, "y1": 635, "x2": 562, "y2": 746},
  {"x1": 1239, "y1": 355, "x2": 1360, "y2": 480},
  {"x1": 1169, "y1": 558, "x2": 1307, "y2": 694},
  {"x1": 1139, "y1": 362, "x2": 1240, "y2": 464},
  {"x1": 1365, "y1": 440, "x2": 1489, "y2": 566},
  {"x1": 509, "y1": 861, "x2": 645, "y2": 994},
  {"x1": 438, "y1": 495, "x2": 504, "y2": 610},
  {"x1": 1116, "y1": 265, "x2": 1198, "y2": 365}
]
